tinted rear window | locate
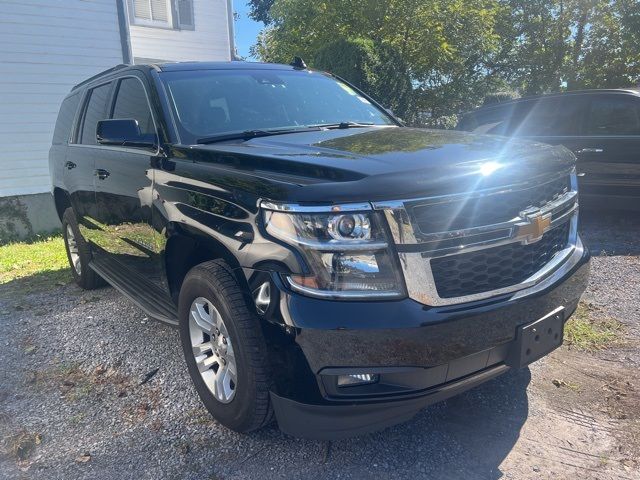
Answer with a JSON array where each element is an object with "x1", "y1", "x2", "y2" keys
[
  {"x1": 52, "y1": 94, "x2": 81, "y2": 145},
  {"x1": 80, "y1": 83, "x2": 112, "y2": 145},
  {"x1": 510, "y1": 96, "x2": 585, "y2": 136},
  {"x1": 585, "y1": 96, "x2": 640, "y2": 136}
]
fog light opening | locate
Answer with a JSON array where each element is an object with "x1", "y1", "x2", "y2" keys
[{"x1": 337, "y1": 373, "x2": 380, "y2": 387}]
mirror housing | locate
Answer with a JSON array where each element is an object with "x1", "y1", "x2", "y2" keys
[{"x1": 96, "y1": 119, "x2": 156, "y2": 149}]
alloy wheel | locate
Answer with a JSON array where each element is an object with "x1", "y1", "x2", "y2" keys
[
  {"x1": 189, "y1": 297, "x2": 237, "y2": 403},
  {"x1": 66, "y1": 224, "x2": 81, "y2": 275}
]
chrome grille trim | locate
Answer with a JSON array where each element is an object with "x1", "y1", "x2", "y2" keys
[{"x1": 377, "y1": 170, "x2": 578, "y2": 306}]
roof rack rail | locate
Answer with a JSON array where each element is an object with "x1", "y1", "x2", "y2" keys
[{"x1": 71, "y1": 64, "x2": 131, "y2": 91}]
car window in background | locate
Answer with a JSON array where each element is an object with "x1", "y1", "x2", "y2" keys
[
  {"x1": 160, "y1": 69, "x2": 394, "y2": 144},
  {"x1": 80, "y1": 83, "x2": 112, "y2": 145},
  {"x1": 111, "y1": 77, "x2": 155, "y2": 136},
  {"x1": 585, "y1": 96, "x2": 640, "y2": 136},
  {"x1": 510, "y1": 96, "x2": 585, "y2": 137},
  {"x1": 457, "y1": 104, "x2": 514, "y2": 135},
  {"x1": 52, "y1": 93, "x2": 81, "y2": 145}
]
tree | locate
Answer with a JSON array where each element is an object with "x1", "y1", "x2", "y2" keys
[
  {"x1": 313, "y1": 38, "x2": 413, "y2": 118},
  {"x1": 247, "y1": 0, "x2": 276, "y2": 24},
  {"x1": 254, "y1": 0, "x2": 504, "y2": 119},
  {"x1": 251, "y1": 0, "x2": 640, "y2": 119}
]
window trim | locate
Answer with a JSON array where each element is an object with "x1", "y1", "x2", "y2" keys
[
  {"x1": 128, "y1": 0, "x2": 174, "y2": 29},
  {"x1": 127, "y1": 0, "x2": 194, "y2": 30},
  {"x1": 174, "y1": 0, "x2": 195, "y2": 30}
]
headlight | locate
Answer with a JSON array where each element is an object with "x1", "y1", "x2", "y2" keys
[{"x1": 262, "y1": 204, "x2": 405, "y2": 299}]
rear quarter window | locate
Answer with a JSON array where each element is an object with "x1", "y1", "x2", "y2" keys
[
  {"x1": 585, "y1": 96, "x2": 640, "y2": 136},
  {"x1": 52, "y1": 94, "x2": 81, "y2": 145}
]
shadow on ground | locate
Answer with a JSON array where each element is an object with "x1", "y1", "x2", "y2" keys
[{"x1": 579, "y1": 209, "x2": 640, "y2": 256}]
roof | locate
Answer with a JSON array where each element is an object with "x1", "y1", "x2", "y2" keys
[
  {"x1": 154, "y1": 61, "x2": 300, "y2": 72},
  {"x1": 71, "y1": 61, "x2": 307, "y2": 92},
  {"x1": 469, "y1": 88, "x2": 640, "y2": 114}
]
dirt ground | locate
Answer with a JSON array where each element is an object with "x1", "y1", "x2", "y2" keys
[{"x1": 0, "y1": 211, "x2": 639, "y2": 479}]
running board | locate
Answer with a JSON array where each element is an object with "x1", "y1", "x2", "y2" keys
[{"x1": 89, "y1": 258, "x2": 178, "y2": 326}]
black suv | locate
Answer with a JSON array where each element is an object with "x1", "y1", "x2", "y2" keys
[
  {"x1": 457, "y1": 89, "x2": 640, "y2": 209},
  {"x1": 50, "y1": 62, "x2": 590, "y2": 439}
]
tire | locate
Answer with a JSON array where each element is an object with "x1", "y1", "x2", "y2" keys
[
  {"x1": 61, "y1": 207, "x2": 105, "y2": 290},
  {"x1": 178, "y1": 259, "x2": 274, "y2": 433}
]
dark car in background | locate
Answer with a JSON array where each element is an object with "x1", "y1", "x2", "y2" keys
[
  {"x1": 457, "y1": 89, "x2": 640, "y2": 209},
  {"x1": 49, "y1": 61, "x2": 590, "y2": 439}
]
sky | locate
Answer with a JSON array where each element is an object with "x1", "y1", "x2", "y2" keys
[{"x1": 233, "y1": 1, "x2": 263, "y2": 60}]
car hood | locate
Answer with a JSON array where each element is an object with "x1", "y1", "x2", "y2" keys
[{"x1": 175, "y1": 127, "x2": 575, "y2": 203}]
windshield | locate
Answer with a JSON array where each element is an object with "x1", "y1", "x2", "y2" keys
[{"x1": 159, "y1": 68, "x2": 395, "y2": 144}]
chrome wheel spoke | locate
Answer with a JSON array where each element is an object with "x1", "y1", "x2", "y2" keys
[
  {"x1": 192, "y1": 341, "x2": 213, "y2": 357},
  {"x1": 191, "y1": 301, "x2": 215, "y2": 333},
  {"x1": 196, "y1": 354, "x2": 218, "y2": 373},
  {"x1": 188, "y1": 297, "x2": 237, "y2": 404}
]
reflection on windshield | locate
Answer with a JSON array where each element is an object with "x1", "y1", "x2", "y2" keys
[{"x1": 161, "y1": 69, "x2": 394, "y2": 144}]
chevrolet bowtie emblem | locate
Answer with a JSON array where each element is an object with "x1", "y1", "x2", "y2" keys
[{"x1": 516, "y1": 214, "x2": 551, "y2": 244}]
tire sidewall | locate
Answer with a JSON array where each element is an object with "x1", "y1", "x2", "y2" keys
[
  {"x1": 178, "y1": 268, "x2": 262, "y2": 431},
  {"x1": 62, "y1": 209, "x2": 87, "y2": 286}
]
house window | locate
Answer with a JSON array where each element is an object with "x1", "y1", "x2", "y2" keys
[{"x1": 128, "y1": 0, "x2": 194, "y2": 29}]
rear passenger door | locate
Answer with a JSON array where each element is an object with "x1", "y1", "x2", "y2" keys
[
  {"x1": 92, "y1": 74, "x2": 164, "y2": 286},
  {"x1": 66, "y1": 82, "x2": 114, "y2": 225},
  {"x1": 577, "y1": 94, "x2": 640, "y2": 201}
]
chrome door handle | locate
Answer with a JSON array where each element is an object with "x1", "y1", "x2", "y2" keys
[
  {"x1": 576, "y1": 148, "x2": 603, "y2": 154},
  {"x1": 64, "y1": 161, "x2": 76, "y2": 170},
  {"x1": 94, "y1": 169, "x2": 110, "y2": 180}
]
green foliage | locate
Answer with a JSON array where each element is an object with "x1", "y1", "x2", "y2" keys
[
  {"x1": 416, "y1": 114, "x2": 460, "y2": 130},
  {"x1": 251, "y1": 0, "x2": 640, "y2": 121},
  {"x1": 482, "y1": 91, "x2": 520, "y2": 106},
  {"x1": 312, "y1": 38, "x2": 413, "y2": 118},
  {"x1": 247, "y1": 0, "x2": 276, "y2": 24}
]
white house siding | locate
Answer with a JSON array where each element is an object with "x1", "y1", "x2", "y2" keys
[
  {"x1": 128, "y1": 0, "x2": 232, "y2": 63},
  {"x1": 0, "y1": 0, "x2": 125, "y2": 197}
]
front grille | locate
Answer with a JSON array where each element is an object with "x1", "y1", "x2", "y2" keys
[
  {"x1": 430, "y1": 222, "x2": 570, "y2": 299},
  {"x1": 412, "y1": 175, "x2": 570, "y2": 234}
]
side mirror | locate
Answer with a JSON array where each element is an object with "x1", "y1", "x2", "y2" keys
[{"x1": 96, "y1": 119, "x2": 156, "y2": 149}]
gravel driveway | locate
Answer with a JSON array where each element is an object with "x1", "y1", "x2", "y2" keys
[{"x1": 1, "y1": 211, "x2": 638, "y2": 480}]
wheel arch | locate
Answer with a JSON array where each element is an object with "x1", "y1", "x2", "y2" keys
[
  {"x1": 53, "y1": 187, "x2": 72, "y2": 222},
  {"x1": 164, "y1": 224, "x2": 248, "y2": 304}
]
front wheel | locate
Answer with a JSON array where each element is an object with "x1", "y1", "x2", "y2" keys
[{"x1": 178, "y1": 260, "x2": 274, "y2": 433}]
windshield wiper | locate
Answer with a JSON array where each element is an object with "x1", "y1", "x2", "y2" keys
[
  {"x1": 196, "y1": 127, "x2": 320, "y2": 144},
  {"x1": 309, "y1": 121, "x2": 377, "y2": 129}
]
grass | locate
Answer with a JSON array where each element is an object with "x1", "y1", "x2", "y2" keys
[
  {"x1": 0, "y1": 233, "x2": 71, "y2": 292},
  {"x1": 564, "y1": 302, "x2": 624, "y2": 352}
]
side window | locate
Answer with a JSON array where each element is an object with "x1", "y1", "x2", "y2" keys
[
  {"x1": 461, "y1": 105, "x2": 513, "y2": 135},
  {"x1": 52, "y1": 94, "x2": 81, "y2": 145},
  {"x1": 511, "y1": 97, "x2": 584, "y2": 136},
  {"x1": 80, "y1": 83, "x2": 112, "y2": 145},
  {"x1": 111, "y1": 77, "x2": 156, "y2": 138},
  {"x1": 585, "y1": 96, "x2": 640, "y2": 136}
]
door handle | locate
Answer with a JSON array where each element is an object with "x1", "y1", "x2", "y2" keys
[
  {"x1": 94, "y1": 169, "x2": 110, "y2": 180},
  {"x1": 64, "y1": 161, "x2": 76, "y2": 170},
  {"x1": 576, "y1": 148, "x2": 604, "y2": 154}
]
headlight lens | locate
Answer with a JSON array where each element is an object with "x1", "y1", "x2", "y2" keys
[{"x1": 263, "y1": 207, "x2": 404, "y2": 298}]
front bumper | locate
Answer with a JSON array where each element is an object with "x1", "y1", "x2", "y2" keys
[{"x1": 267, "y1": 238, "x2": 590, "y2": 439}]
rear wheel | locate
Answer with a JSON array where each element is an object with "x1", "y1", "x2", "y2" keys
[
  {"x1": 61, "y1": 208, "x2": 105, "y2": 290},
  {"x1": 178, "y1": 260, "x2": 274, "y2": 432}
]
